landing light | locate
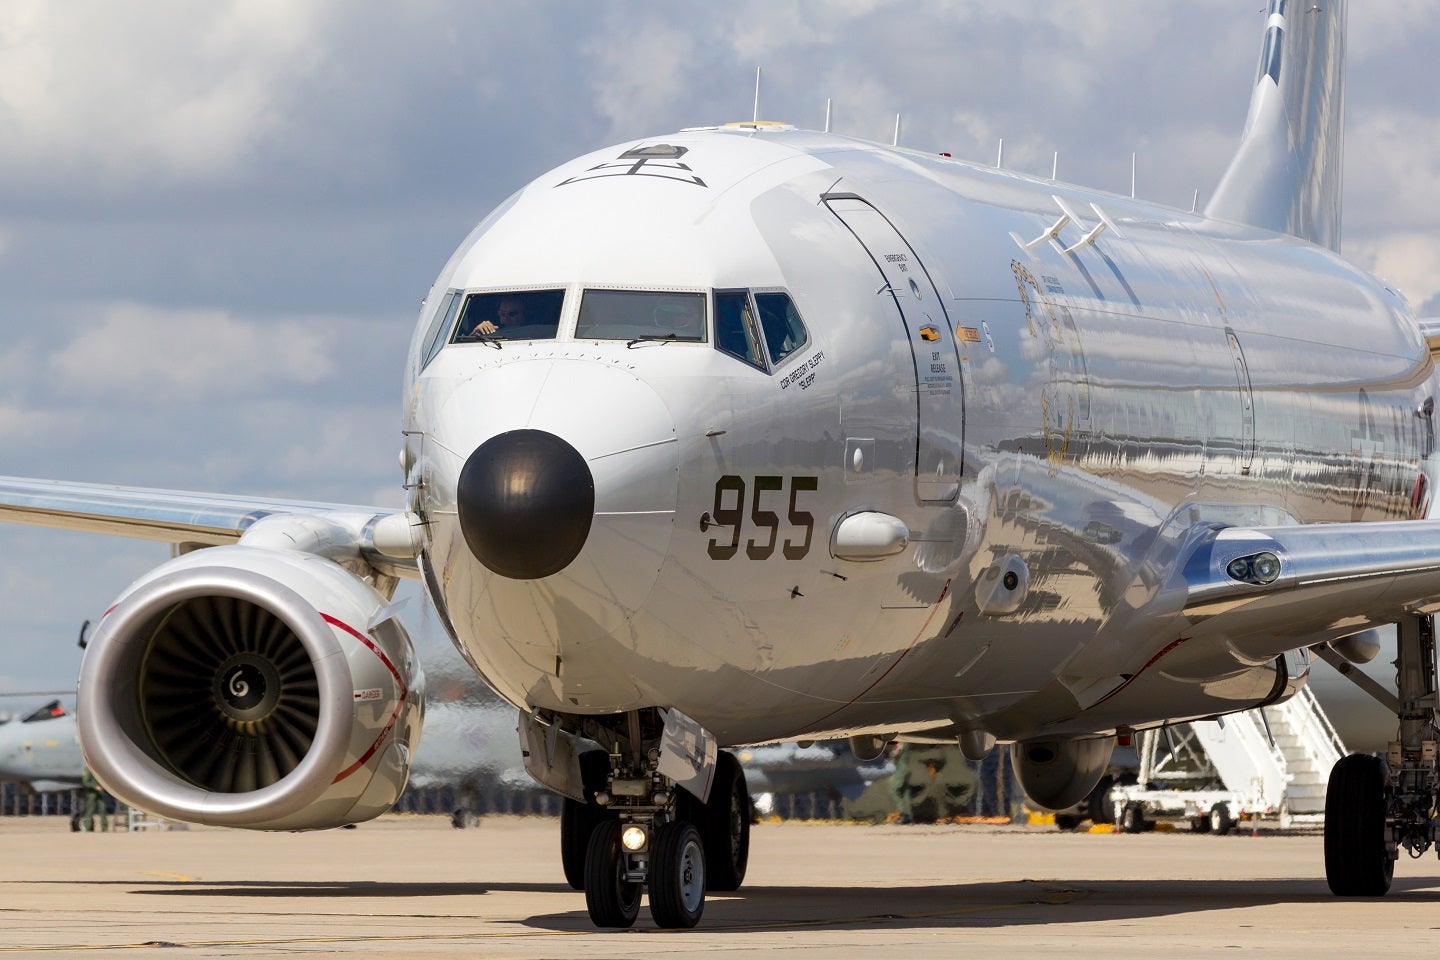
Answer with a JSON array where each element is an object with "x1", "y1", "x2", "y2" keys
[
  {"x1": 621, "y1": 825, "x2": 649, "y2": 852},
  {"x1": 1225, "y1": 552, "x2": 1281, "y2": 585}
]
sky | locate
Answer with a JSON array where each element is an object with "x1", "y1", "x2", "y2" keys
[{"x1": 1, "y1": 1, "x2": 1438, "y2": 703}]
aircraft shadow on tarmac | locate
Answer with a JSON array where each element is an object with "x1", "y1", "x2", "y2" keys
[
  {"x1": 71, "y1": 880, "x2": 557, "y2": 898},
  {"x1": 515, "y1": 876, "x2": 1440, "y2": 932},
  {"x1": 37, "y1": 875, "x2": 1440, "y2": 931}
]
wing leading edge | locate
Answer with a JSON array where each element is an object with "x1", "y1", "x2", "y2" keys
[
  {"x1": 0, "y1": 475, "x2": 421, "y2": 578},
  {"x1": 1163, "y1": 519, "x2": 1440, "y2": 675}
]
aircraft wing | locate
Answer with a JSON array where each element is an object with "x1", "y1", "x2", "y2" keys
[
  {"x1": 0, "y1": 475, "x2": 419, "y2": 575},
  {"x1": 1174, "y1": 520, "x2": 1440, "y2": 662}
]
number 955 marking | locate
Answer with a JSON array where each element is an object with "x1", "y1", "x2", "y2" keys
[{"x1": 700, "y1": 475, "x2": 818, "y2": 560}]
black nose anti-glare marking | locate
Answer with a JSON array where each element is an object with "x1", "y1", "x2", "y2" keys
[{"x1": 456, "y1": 430, "x2": 595, "y2": 580}]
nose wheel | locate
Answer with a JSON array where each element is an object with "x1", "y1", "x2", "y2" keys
[
  {"x1": 541, "y1": 708, "x2": 727, "y2": 928},
  {"x1": 583, "y1": 819, "x2": 642, "y2": 927},
  {"x1": 649, "y1": 821, "x2": 706, "y2": 928},
  {"x1": 582, "y1": 817, "x2": 707, "y2": 929}
]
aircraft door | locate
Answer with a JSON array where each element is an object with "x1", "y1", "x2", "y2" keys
[
  {"x1": 824, "y1": 194, "x2": 964, "y2": 504},
  {"x1": 1225, "y1": 327, "x2": 1256, "y2": 474}
]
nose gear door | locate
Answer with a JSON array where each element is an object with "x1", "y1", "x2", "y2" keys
[{"x1": 824, "y1": 193, "x2": 964, "y2": 504}]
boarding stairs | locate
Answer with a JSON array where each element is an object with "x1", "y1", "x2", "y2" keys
[
  {"x1": 1113, "y1": 685, "x2": 1346, "y2": 829},
  {"x1": 1187, "y1": 685, "x2": 1346, "y2": 819}
]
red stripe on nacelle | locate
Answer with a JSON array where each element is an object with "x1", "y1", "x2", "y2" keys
[{"x1": 321, "y1": 612, "x2": 408, "y2": 784}]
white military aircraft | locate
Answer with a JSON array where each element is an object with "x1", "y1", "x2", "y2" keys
[
  {"x1": 0, "y1": 0, "x2": 1434, "y2": 928},
  {"x1": 0, "y1": 701, "x2": 83, "y2": 795}
]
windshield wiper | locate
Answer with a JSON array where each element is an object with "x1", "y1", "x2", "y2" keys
[
  {"x1": 626, "y1": 334, "x2": 677, "y2": 348},
  {"x1": 457, "y1": 332, "x2": 503, "y2": 350}
]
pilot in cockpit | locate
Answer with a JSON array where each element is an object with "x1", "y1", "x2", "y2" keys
[{"x1": 465, "y1": 296, "x2": 524, "y2": 338}]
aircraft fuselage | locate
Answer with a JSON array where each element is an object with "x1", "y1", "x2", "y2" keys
[{"x1": 405, "y1": 126, "x2": 1433, "y2": 747}]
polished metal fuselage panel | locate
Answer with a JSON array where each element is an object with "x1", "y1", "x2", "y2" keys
[{"x1": 406, "y1": 128, "x2": 1435, "y2": 745}]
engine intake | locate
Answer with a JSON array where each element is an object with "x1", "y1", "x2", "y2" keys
[{"x1": 78, "y1": 545, "x2": 424, "y2": 830}]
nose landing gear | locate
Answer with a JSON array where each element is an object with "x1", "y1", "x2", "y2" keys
[
  {"x1": 582, "y1": 807, "x2": 708, "y2": 929},
  {"x1": 542, "y1": 708, "x2": 751, "y2": 929}
]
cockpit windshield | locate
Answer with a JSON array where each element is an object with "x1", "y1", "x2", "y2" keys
[
  {"x1": 576, "y1": 290, "x2": 706, "y2": 342},
  {"x1": 714, "y1": 289, "x2": 809, "y2": 372},
  {"x1": 451, "y1": 289, "x2": 565, "y2": 343},
  {"x1": 754, "y1": 292, "x2": 808, "y2": 365}
]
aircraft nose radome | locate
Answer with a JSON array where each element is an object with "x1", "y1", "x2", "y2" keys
[{"x1": 456, "y1": 429, "x2": 595, "y2": 580}]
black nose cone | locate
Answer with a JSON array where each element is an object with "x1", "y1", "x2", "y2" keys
[{"x1": 456, "y1": 429, "x2": 595, "y2": 580}]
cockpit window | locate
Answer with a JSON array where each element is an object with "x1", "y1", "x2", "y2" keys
[
  {"x1": 419, "y1": 289, "x2": 463, "y2": 369},
  {"x1": 754, "y1": 292, "x2": 808, "y2": 366},
  {"x1": 714, "y1": 291, "x2": 766, "y2": 371},
  {"x1": 450, "y1": 289, "x2": 565, "y2": 343},
  {"x1": 576, "y1": 290, "x2": 706, "y2": 342}
]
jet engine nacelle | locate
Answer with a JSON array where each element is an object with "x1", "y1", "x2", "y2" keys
[
  {"x1": 1013, "y1": 736, "x2": 1115, "y2": 811},
  {"x1": 77, "y1": 545, "x2": 424, "y2": 830}
]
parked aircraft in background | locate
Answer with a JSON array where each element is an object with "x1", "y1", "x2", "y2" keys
[
  {"x1": 737, "y1": 741, "x2": 892, "y2": 817},
  {"x1": 0, "y1": 702, "x2": 82, "y2": 794},
  {"x1": 0, "y1": 0, "x2": 1436, "y2": 929}
]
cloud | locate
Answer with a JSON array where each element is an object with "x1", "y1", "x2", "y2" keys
[
  {"x1": 47, "y1": 302, "x2": 337, "y2": 401},
  {"x1": 583, "y1": 18, "x2": 703, "y2": 139},
  {"x1": 0, "y1": 1, "x2": 335, "y2": 186},
  {"x1": 1349, "y1": 1, "x2": 1439, "y2": 61},
  {"x1": 1351, "y1": 232, "x2": 1440, "y2": 314},
  {"x1": 1344, "y1": 110, "x2": 1440, "y2": 239},
  {"x1": 0, "y1": 400, "x2": 61, "y2": 445}
]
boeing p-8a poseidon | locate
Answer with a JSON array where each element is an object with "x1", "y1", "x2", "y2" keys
[{"x1": 2, "y1": 0, "x2": 1436, "y2": 927}]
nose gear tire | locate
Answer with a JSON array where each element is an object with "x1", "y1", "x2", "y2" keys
[
  {"x1": 649, "y1": 820, "x2": 706, "y2": 929},
  {"x1": 584, "y1": 819, "x2": 641, "y2": 928}
]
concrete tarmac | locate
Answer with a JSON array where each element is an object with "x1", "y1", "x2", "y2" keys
[{"x1": 3, "y1": 814, "x2": 1438, "y2": 959}]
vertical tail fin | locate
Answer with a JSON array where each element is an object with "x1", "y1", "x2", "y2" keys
[{"x1": 1205, "y1": 0, "x2": 1347, "y2": 252}]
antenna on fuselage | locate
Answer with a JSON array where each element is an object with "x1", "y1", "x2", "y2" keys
[
  {"x1": 753, "y1": 67, "x2": 762, "y2": 123},
  {"x1": 893, "y1": 114, "x2": 901, "y2": 146},
  {"x1": 1130, "y1": 152, "x2": 1137, "y2": 199},
  {"x1": 824, "y1": 98, "x2": 832, "y2": 133},
  {"x1": 996, "y1": 138, "x2": 1004, "y2": 169},
  {"x1": 1052, "y1": 151, "x2": 1058, "y2": 181},
  {"x1": 1192, "y1": 189, "x2": 1199, "y2": 213}
]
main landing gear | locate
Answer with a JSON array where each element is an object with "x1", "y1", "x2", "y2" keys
[
  {"x1": 560, "y1": 742, "x2": 752, "y2": 928},
  {"x1": 1324, "y1": 615, "x2": 1440, "y2": 895}
]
